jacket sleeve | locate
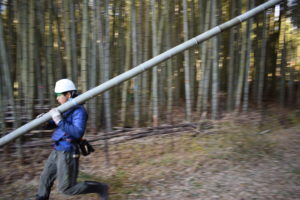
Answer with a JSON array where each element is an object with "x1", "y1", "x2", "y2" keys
[{"x1": 57, "y1": 107, "x2": 88, "y2": 140}]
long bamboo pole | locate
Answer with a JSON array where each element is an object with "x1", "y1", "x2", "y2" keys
[{"x1": 0, "y1": 0, "x2": 284, "y2": 147}]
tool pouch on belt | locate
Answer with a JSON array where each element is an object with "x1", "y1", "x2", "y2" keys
[{"x1": 78, "y1": 139, "x2": 95, "y2": 156}]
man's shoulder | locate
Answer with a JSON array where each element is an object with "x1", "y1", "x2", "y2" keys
[{"x1": 73, "y1": 105, "x2": 87, "y2": 115}]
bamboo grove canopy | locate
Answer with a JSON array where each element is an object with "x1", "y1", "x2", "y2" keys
[{"x1": 0, "y1": 0, "x2": 285, "y2": 147}]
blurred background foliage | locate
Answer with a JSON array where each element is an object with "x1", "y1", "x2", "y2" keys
[{"x1": 0, "y1": 0, "x2": 299, "y2": 135}]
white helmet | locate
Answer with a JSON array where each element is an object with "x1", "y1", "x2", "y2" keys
[{"x1": 54, "y1": 79, "x2": 77, "y2": 93}]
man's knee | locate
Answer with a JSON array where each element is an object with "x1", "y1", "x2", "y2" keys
[
  {"x1": 59, "y1": 185, "x2": 74, "y2": 195},
  {"x1": 58, "y1": 180, "x2": 74, "y2": 195}
]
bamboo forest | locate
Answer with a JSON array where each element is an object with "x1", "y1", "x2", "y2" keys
[{"x1": 1, "y1": 0, "x2": 300, "y2": 199}]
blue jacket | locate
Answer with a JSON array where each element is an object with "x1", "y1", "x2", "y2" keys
[{"x1": 50, "y1": 104, "x2": 88, "y2": 152}]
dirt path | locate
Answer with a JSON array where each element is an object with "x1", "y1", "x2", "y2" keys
[
  {"x1": 1, "y1": 123, "x2": 300, "y2": 200},
  {"x1": 128, "y1": 126, "x2": 300, "y2": 200}
]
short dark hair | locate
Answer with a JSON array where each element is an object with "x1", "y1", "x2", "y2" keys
[{"x1": 63, "y1": 90, "x2": 78, "y2": 98}]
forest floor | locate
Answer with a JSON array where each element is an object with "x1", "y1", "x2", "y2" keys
[{"x1": 1, "y1": 109, "x2": 300, "y2": 200}]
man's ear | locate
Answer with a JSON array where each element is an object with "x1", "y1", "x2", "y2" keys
[{"x1": 66, "y1": 92, "x2": 72, "y2": 98}]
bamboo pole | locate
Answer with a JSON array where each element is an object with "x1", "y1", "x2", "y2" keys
[{"x1": 0, "y1": 0, "x2": 284, "y2": 147}]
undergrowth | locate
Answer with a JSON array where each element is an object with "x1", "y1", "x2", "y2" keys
[{"x1": 1, "y1": 109, "x2": 299, "y2": 199}]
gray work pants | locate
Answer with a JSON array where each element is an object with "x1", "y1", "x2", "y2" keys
[{"x1": 37, "y1": 150, "x2": 92, "y2": 199}]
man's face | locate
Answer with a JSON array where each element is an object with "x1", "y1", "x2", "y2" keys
[{"x1": 56, "y1": 92, "x2": 71, "y2": 104}]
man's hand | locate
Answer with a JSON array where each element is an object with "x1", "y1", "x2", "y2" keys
[{"x1": 49, "y1": 108, "x2": 62, "y2": 125}]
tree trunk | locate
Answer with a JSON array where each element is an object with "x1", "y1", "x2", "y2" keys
[
  {"x1": 0, "y1": 5, "x2": 16, "y2": 130},
  {"x1": 120, "y1": 1, "x2": 132, "y2": 126},
  {"x1": 197, "y1": 0, "x2": 211, "y2": 115},
  {"x1": 156, "y1": 1, "x2": 166, "y2": 112},
  {"x1": 257, "y1": 12, "x2": 268, "y2": 109},
  {"x1": 69, "y1": 0, "x2": 78, "y2": 83},
  {"x1": 226, "y1": 0, "x2": 236, "y2": 112},
  {"x1": 183, "y1": 0, "x2": 192, "y2": 122},
  {"x1": 287, "y1": 66, "x2": 295, "y2": 106},
  {"x1": 97, "y1": 0, "x2": 112, "y2": 132},
  {"x1": 63, "y1": 0, "x2": 72, "y2": 79},
  {"x1": 20, "y1": 0, "x2": 29, "y2": 121},
  {"x1": 0, "y1": 75, "x2": 3, "y2": 135},
  {"x1": 141, "y1": 0, "x2": 150, "y2": 124},
  {"x1": 131, "y1": 1, "x2": 141, "y2": 127},
  {"x1": 28, "y1": 0, "x2": 35, "y2": 117},
  {"x1": 80, "y1": 0, "x2": 89, "y2": 93},
  {"x1": 211, "y1": 0, "x2": 219, "y2": 120},
  {"x1": 97, "y1": 0, "x2": 111, "y2": 166},
  {"x1": 166, "y1": 0, "x2": 173, "y2": 123},
  {"x1": 242, "y1": 0, "x2": 254, "y2": 113},
  {"x1": 151, "y1": 0, "x2": 159, "y2": 127},
  {"x1": 234, "y1": 22, "x2": 247, "y2": 112},
  {"x1": 46, "y1": 0, "x2": 55, "y2": 106},
  {"x1": 35, "y1": 0, "x2": 46, "y2": 105},
  {"x1": 279, "y1": 28, "x2": 287, "y2": 106},
  {"x1": 202, "y1": 45, "x2": 212, "y2": 114},
  {"x1": 88, "y1": 0, "x2": 98, "y2": 133},
  {"x1": 52, "y1": 0, "x2": 65, "y2": 79}
]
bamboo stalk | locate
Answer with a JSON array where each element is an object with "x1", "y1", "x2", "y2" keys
[{"x1": 211, "y1": 0, "x2": 219, "y2": 120}]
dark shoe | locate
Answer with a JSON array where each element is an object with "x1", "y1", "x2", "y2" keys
[{"x1": 85, "y1": 181, "x2": 109, "y2": 200}]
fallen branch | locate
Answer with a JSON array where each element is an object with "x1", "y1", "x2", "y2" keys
[{"x1": 4, "y1": 123, "x2": 197, "y2": 149}]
